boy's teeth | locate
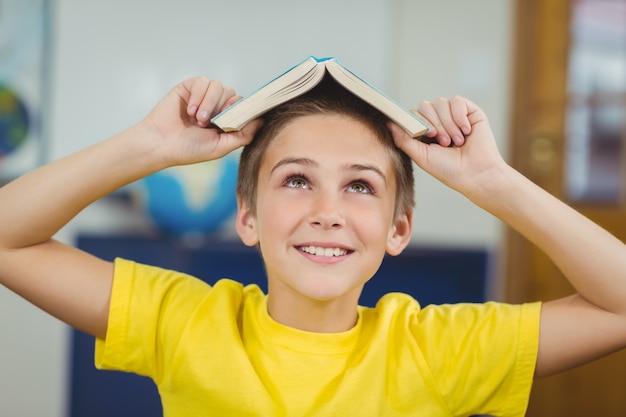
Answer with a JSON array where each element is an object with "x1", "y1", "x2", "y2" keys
[{"x1": 302, "y1": 246, "x2": 346, "y2": 257}]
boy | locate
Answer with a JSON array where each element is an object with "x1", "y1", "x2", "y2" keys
[{"x1": 0, "y1": 73, "x2": 625, "y2": 416}]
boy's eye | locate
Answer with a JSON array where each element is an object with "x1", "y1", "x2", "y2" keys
[
  {"x1": 347, "y1": 181, "x2": 373, "y2": 194},
  {"x1": 284, "y1": 175, "x2": 310, "y2": 189}
]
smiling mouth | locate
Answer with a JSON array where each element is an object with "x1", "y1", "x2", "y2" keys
[{"x1": 298, "y1": 246, "x2": 349, "y2": 257}]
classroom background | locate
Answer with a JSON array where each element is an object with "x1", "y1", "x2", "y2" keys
[{"x1": 1, "y1": 0, "x2": 589, "y2": 415}]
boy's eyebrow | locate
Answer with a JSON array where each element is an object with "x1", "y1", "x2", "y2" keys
[
  {"x1": 270, "y1": 157, "x2": 317, "y2": 174},
  {"x1": 347, "y1": 163, "x2": 388, "y2": 183},
  {"x1": 271, "y1": 157, "x2": 387, "y2": 183}
]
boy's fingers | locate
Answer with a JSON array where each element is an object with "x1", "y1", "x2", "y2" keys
[
  {"x1": 195, "y1": 80, "x2": 226, "y2": 126},
  {"x1": 186, "y1": 77, "x2": 211, "y2": 117},
  {"x1": 450, "y1": 95, "x2": 472, "y2": 139},
  {"x1": 216, "y1": 87, "x2": 237, "y2": 114},
  {"x1": 417, "y1": 101, "x2": 451, "y2": 147},
  {"x1": 432, "y1": 97, "x2": 466, "y2": 146},
  {"x1": 182, "y1": 78, "x2": 229, "y2": 127}
]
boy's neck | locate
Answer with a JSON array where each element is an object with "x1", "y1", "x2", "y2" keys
[{"x1": 266, "y1": 291, "x2": 361, "y2": 333}]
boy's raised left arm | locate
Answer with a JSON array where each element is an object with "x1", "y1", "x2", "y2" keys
[{"x1": 389, "y1": 96, "x2": 626, "y2": 378}]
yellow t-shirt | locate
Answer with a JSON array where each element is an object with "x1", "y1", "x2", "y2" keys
[{"x1": 96, "y1": 258, "x2": 541, "y2": 417}]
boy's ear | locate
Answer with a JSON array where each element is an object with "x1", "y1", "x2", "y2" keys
[
  {"x1": 386, "y1": 211, "x2": 413, "y2": 256},
  {"x1": 235, "y1": 197, "x2": 259, "y2": 247}
]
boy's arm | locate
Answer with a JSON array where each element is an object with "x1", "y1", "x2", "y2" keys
[
  {"x1": 390, "y1": 96, "x2": 626, "y2": 378},
  {"x1": 0, "y1": 78, "x2": 261, "y2": 339}
]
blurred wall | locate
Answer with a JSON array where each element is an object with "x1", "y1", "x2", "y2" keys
[
  {"x1": 390, "y1": 0, "x2": 515, "y2": 246},
  {"x1": 0, "y1": 0, "x2": 514, "y2": 415}
]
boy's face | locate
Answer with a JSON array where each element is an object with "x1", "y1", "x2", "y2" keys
[{"x1": 236, "y1": 114, "x2": 412, "y2": 316}]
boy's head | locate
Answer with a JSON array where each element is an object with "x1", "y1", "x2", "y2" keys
[{"x1": 236, "y1": 75, "x2": 415, "y2": 219}]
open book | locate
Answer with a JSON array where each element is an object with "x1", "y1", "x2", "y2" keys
[{"x1": 211, "y1": 56, "x2": 429, "y2": 138}]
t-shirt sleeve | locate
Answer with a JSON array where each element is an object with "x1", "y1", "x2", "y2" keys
[
  {"x1": 94, "y1": 258, "x2": 212, "y2": 382},
  {"x1": 412, "y1": 301, "x2": 541, "y2": 417}
]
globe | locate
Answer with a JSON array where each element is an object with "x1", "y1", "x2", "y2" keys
[
  {"x1": 0, "y1": 85, "x2": 29, "y2": 158},
  {"x1": 137, "y1": 153, "x2": 240, "y2": 236}
]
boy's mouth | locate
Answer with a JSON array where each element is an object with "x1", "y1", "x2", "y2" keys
[{"x1": 297, "y1": 245, "x2": 349, "y2": 257}]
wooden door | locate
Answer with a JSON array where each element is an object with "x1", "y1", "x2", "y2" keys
[{"x1": 505, "y1": 0, "x2": 626, "y2": 415}]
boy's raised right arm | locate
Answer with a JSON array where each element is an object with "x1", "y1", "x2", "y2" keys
[{"x1": 0, "y1": 77, "x2": 261, "y2": 339}]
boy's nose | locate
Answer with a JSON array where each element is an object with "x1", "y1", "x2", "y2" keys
[{"x1": 309, "y1": 192, "x2": 345, "y2": 229}]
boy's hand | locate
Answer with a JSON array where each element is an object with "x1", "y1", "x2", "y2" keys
[
  {"x1": 141, "y1": 77, "x2": 263, "y2": 167},
  {"x1": 389, "y1": 96, "x2": 507, "y2": 200}
]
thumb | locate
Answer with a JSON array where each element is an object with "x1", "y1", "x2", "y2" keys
[
  {"x1": 213, "y1": 118, "x2": 264, "y2": 158},
  {"x1": 388, "y1": 122, "x2": 430, "y2": 169}
]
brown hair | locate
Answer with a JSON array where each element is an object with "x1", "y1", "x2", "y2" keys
[{"x1": 236, "y1": 75, "x2": 415, "y2": 218}]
